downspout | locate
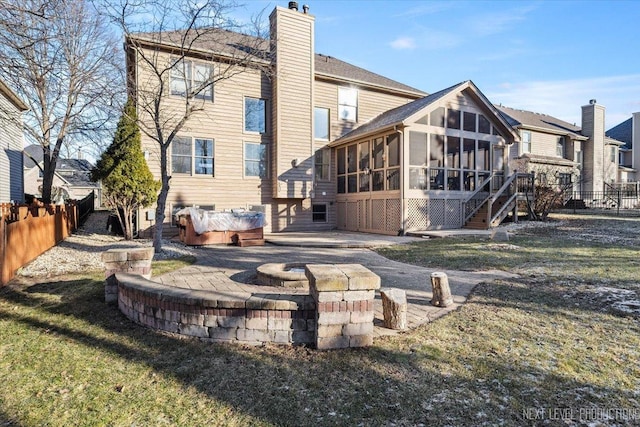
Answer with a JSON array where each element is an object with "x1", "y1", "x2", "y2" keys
[{"x1": 396, "y1": 125, "x2": 406, "y2": 235}]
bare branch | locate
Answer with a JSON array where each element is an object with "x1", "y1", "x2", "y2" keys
[
  {"x1": 99, "y1": 0, "x2": 273, "y2": 251},
  {"x1": 0, "y1": 0, "x2": 125, "y2": 202}
]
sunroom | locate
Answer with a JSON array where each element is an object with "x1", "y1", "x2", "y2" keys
[{"x1": 329, "y1": 81, "x2": 521, "y2": 235}]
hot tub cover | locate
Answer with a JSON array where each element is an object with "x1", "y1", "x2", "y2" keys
[{"x1": 177, "y1": 208, "x2": 267, "y2": 234}]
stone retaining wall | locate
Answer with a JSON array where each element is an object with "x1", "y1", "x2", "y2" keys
[
  {"x1": 114, "y1": 273, "x2": 316, "y2": 346},
  {"x1": 102, "y1": 247, "x2": 154, "y2": 303}
]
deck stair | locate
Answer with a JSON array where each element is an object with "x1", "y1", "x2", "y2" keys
[{"x1": 462, "y1": 172, "x2": 534, "y2": 230}]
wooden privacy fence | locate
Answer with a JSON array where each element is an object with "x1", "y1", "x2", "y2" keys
[{"x1": 1, "y1": 202, "x2": 79, "y2": 286}]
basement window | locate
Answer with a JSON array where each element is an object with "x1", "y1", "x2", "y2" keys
[{"x1": 312, "y1": 204, "x2": 327, "y2": 222}]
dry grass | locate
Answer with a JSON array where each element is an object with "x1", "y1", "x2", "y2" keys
[{"x1": 1, "y1": 214, "x2": 640, "y2": 426}]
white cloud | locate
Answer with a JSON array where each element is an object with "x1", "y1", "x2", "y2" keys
[
  {"x1": 487, "y1": 75, "x2": 640, "y2": 129},
  {"x1": 392, "y1": 3, "x2": 455, "y2": 18},
  {"x1": 389, "y1": 36, "x2": 417, "y2": 50},
  {"x1": 468, "y1": 4, "x2": 538, "y2": 37}
]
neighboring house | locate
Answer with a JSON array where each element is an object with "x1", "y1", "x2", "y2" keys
[
  {"x1": 498, "y1": 100, "x2": 622, "y2": 194},
  {"x1": 607, "y1": 113, "x2": 640, "y2": 184},
  {"x1": 128, "y1": 3, "x2": 522, "y2": 235},
  {"x1": 23, "y1": 144, "x2": 100, "y2": 204},
  {"x1": 0, "y1": 79, "x2": 28, "y2": 204}
]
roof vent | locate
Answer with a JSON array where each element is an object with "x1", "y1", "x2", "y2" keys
[
  {"x1": 589, "y1": 99, "x2": 597, "y2": 105},
  {"x1": 288, "y1": 1, "x2": 298, "y2": 11},
  {"x1": 303, "y1": 4, "x2": 309, "y2": 13}
]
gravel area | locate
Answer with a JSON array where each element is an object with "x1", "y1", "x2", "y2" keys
[{"x1": 17, "y1": 211, "x2": 197, "y2": 278}]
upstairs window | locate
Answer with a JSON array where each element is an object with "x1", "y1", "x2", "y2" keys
[
  {"x1": 170, "y1": 59, "x2": 213, "y2": 101},
  {"x1": 556, "y1": 136, "x2": 565, "y2": 158},
  {"x1": 610, "y1": 146, "x2": 616, "y2": 163},
  {"x1": 338, "y1": 87, "x2": 358, "y2": 122},
  {"x1": 314, "y1": 107, "x2": 330, "y2": 140},
  {"x1": 245, "y1": 97, "x2": 266, "y2": 133},
  {"x1": 521, "y1": 130, "x2": 531, "y2": 153},
  {"x1": 171, "y1": 136, "x2": 215, "y2": 176}
]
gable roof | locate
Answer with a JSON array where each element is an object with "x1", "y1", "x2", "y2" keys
[
  {"x1": 496, "y1": 105, "x2": 586, "y2": 140},
  {"x1": 331, "y1": 80, "x2": 517, "y2": 146},
  {"x1": 330, "y1": 82, "x2": 461, "y2": 145},
  {"x1": 128, "y1": 28, "x2": 425, "y2": 98},
  {"x1": 606, "y1": 117, "x2": 632, "y2": 149}
]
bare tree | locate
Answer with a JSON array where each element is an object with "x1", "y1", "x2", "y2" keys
[
  {"x1": 101, "y1": 0, "x2": 272, "y2": 252},
  {"x1": 0, "y1": 0, "x2": 123, "y2": 202},
  {"x1": 524, "y1": 165, "x2": 577, "y2": 221}
]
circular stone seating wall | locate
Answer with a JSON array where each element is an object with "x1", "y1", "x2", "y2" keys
[
  {"x1": 114, "y1": 273, "x2": 316, "y2": 345},
  {"x1": 103, "y1": 249, "x2": 381, "y2": 349}
]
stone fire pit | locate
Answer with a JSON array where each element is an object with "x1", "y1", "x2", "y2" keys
[{"x1": 256, "y1": 262, "x2": 309, "y2": 289}]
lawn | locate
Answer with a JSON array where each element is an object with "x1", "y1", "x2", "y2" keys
[{"x1": 1, "y1": 215, "x2": 639, "y2": 426}]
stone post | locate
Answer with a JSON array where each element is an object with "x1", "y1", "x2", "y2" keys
[
  {"x1": 381, "y1": 288, "x2": 407, "y2": 330},
  {"x1": 102, "y1": 247, "x2": 154, "y2": 303},
  {"x1": 430, "y1": 272, "x2": 453, "y2": 307},
  {"x1": 306, "y1": 264, "x2": 380, "y2": 350}
]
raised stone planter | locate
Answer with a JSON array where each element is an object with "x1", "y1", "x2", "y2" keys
[
  {"x1": 102, "y1": 247, "x2": 154, "y2": 303},
  {"x1": 256, "y1": 262, "x2": 309, "y2": 289},
  {"x1": 305, "y1": 263, "x2": 380, "y2": 350}
]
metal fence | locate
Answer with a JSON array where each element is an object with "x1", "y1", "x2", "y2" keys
[{"x1": 568, "y1": 191, "x2": 640, "y2": 211}]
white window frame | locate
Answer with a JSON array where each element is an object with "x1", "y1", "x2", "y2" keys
[
  {"x1": 171, "y1": 136, "x2": 215, "y2": 176},
  {"x1": 244, "y1": 142, "x2": 268, "y2": 178},
  {"x1": 521, "y1": 130, "x2": 531, "y2": 154},
  {"x1": 244, "y1": 97, "x2": 267, "y2": 134},
  {"x1": 170, "y1": 58, "x2": 213, "y2": 101},
  {"x1": 556, "y1": 136, "x2": 565, "y2": 158},
  {"x1": 338, "y1": 87, "x2": 358, "y2": 122}
]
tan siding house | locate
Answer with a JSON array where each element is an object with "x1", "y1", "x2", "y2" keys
[
  {"x1": 129, "y1": 3, "x2": 425, "y2": 235},
  {"x1": 0, "y1": 80, "x2": 27, "y2": 203}
]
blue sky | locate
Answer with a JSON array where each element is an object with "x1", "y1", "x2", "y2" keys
[{"x1": 237, "y1": 0, "x2": 640, "y2": 129}]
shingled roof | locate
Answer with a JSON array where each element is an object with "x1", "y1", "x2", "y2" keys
[
  {"x1": 331, "y1": 82, "x2": 462, "y2": 145},
  {"x1": 606, "y1": 118, "x2": 632, "y2": 149},
  {"x1": 496, "y1": 105, "x2": 585, "y2": 140},
  {"x1": 315, "y1": 54, "x2": 425, "y2": 96},
  {"x1": 128, "y1": 27, "x2": 425, "y2": 97}
]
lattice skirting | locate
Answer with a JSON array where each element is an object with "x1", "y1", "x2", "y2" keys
[
  {"x1": 337, "y1": 197, "x2": 464, "y2": 234},
  {"x1": 407, "y1": 198, "x2": 463, "y2": 230},
  {"x1": 336, "y1": 197, "x2": 402, "y2": 235}
]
